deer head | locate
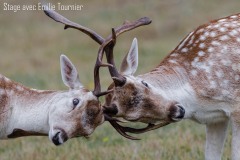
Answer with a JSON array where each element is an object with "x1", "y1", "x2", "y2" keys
[
  {"x1": 47, "y1": 55, "x2": 104, "y2": 145},
  {"x1": 103, "y1": 38, "x2": 185, "y2": 138}
]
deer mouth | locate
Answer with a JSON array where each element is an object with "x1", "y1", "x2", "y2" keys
[{"x1": 51, "y1": 129, "x2": 68, "y2": 146}]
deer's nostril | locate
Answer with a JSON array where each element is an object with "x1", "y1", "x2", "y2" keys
[
  {"x1": 103, "y1": 104, "x2": 118, "y2": 115},
  {"x1": 176, "y1": 105, "x2": 185, "y2": 119}
]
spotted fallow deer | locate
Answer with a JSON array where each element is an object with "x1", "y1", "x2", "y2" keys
[
  {"x1": 101, "y1": 13, "x2": 240, "y2": 160},
  {"x1": 0, "y1": 54, "x2": 108, "y2": 146}
]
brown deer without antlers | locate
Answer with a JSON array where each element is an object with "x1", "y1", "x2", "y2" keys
[
  {"x1": 103, "y1": 13, "x2": 240, "y2": 160},
  {"x1": 43, "y1": 8, "x2": 152, "y2": 140}
]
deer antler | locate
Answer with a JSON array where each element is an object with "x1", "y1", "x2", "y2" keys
[
  {"x1": 43, "y1": 9, "x2": 104, "y2": 44},
  {"x1": 43, "y1": 8, "x2": 152, "y2": 140},
  {"x1": 44, "y1": 8, "x2": 151, "y2": 95}
]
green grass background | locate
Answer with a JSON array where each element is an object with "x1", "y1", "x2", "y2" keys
[{"x1": 0, "y1": 0, "x2": 239, "y2": 159}]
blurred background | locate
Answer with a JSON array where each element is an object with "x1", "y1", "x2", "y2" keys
[{"x1": 0, "y1": 0, "x2": 239, "y2": 159}]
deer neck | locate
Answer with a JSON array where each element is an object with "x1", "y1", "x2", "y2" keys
[
  {"x1": 139, "y1": 63, "x2": 197, "y2": 118},
  {"x1": 0, "y1": 77, "x2": 58, "y2": 138}
]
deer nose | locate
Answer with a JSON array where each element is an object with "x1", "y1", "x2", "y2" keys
[
  {"x1": 176, "y1": 105, "x2": 185, "y2": 119},
  {"x1": 52, "y1": 132, "x2": 61, "y2": 146},
  {"x1": 103, "y1": 104, "x2": 118, "y2": 115},
  {"x1": 169, "y1": 104, "x2": 185, "y2": 122}
]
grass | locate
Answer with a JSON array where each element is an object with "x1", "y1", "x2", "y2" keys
[{"x1": 0, "y1": 0, "x2": 238, "y2": 159}]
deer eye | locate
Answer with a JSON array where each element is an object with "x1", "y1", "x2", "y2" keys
[
  {"x1": 141, "y1": 81, "x2": 149, "y2": 88},
  {"x1": 72, "y1": 98, "x2": 80, "y2": 108}
]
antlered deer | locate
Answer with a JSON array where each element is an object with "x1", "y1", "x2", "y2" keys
[
  {"x1": 102, "y1": 13, "x2": 240, "y2": 160},
  {"x1": 0, "y1": 55, "x2": 104, "y2": 145}
]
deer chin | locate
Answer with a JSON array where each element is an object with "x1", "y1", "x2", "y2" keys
[{"x1": 49, "y1": 128, "x2": 68, "y2": 146}]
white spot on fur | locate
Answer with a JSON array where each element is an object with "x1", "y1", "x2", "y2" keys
[
  {"x1": 235, "y1": 75, "x2": 240, "y2": 81},
  {"x1": 220, "y1": 80, "x2": 229, "y2": 88},
  {"x1": 190, "y1": 70, "x2": 197, "y2": 76},
  {"x1": 222, "y1": 90, "x2": 230, "y2": 96},
  {"x1": 216, "y1": 70, "x2": 224, "y2": 78},
  {"x1": 223, "y1": 23, "x2": 230, "y2": 27},
  {"x1": 211, "y1": 41, "x2": 221, "y2": 46},
  {"x1": 0, "y1": 89, "x2": 4, "y2": 95},
  {"x1": 221, "y1": 59, "x2": 231, "y2": 66},
  {"x1": 181, "y1": 48, "x2": 188, "y2": 53},
  {"x1": 236, "y1": 38, "x2": 240, "y2": 42},
  {"x1": 200, "y1": 35, "x2": 206, "y2": 41},
  {"x1": 208, "y1": 47, "x2": 215, "y2": 52},
  {"x1": 210, "y1": 81, "x2": 217, "y2": 88},
  {"x1": 204, "y1": 32, "x2": 210, "y2": 37},
  {"x1": 170, "y1": 53, "x2": 178, "y2": 57},
  {"x1": 232, "y1": 21, "x2": 238, "y2": 24},
  {"x1": 223, "y1": 80, "x2": 229, "y2": 86},
  {"x1": 198, "y1": 51, "x2": 205, "y2": 56},
  {"x1": 208, "y1": 60, "x2": 214, "y2": 66},
  {"x1": 168, "y1": 59, "x2": 178, "y2": 64},
  {"x1": 214, "y1": 24, "x2": 220, "y2": 28},
  {"x1": 219, "y1": 35, "x2": 230, "y2": 41},
  {"x1": 16, "y1": 85, "x2": 24, "y2": 92},
  {"x1": 202, "y1": 66, "x2": 211, "y2": 73},
  {"x1": 231, "y1": 24, "x2": 237, "y2": 28},
  {"x1": 194, "y1": 57, "x2": 199, "y2": 62},
  {"x1": 199, "y1": 43, "x2": 205, "y2": 49},
  {"x1": 229, "y1": 30, "x2": 238, "y2": 36},
  {"x1": 232, "y1": 64, "x2": 239, "y2": 71},
  {"x1": 220, "y1": 46, "x2": 228, "y2": 53},
  {"x1": 199, "y1": 89, "x2": 207, "y2": 97},
  {"x1": 219, "y1": 27, "x2": 227, "y2": 32},
  {"x1": 210, "y1": 31, "x2": 217, "y2": 37}
]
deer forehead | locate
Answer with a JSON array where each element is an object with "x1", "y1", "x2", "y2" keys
[{"x1": 67, "y1": 89, "x2": 96, "y2": 100}]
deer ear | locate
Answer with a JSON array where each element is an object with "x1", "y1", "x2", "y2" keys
[
  {"x1": 120, "y1": 38, "x2": 138, "y2": 76},
  {"x1": 60, "y1": 54, "x2": 83, "y2": 90}
]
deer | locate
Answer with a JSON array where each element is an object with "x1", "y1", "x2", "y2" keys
[
  {"x1": 0, "y1": 54, "x2": 106, "y2": 146},
  {"x1": 101, "y1": 13, "x2": 240, "y2": 160},
  {"x1": 42, "y1": 7, "x2": 240, "y2": 159}
]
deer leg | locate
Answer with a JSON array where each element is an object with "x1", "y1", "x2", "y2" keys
[
  {"x1": 205, "y1": 120, "x2": 229, "y2": 160},
  {"x1": 231, "y1": 112, "x2": 240, "y2": 160}
]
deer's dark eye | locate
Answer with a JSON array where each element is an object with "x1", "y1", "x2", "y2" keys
[
  {"x1": 141, "y1": 81, "x2": 149, "y2": 88},
  {"x1": 73, "y1": 98, "x2": 80, "y2": 107}
]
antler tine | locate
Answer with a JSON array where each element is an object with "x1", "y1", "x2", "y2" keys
[
  {"x1": 105, "y1": 17, "x2": 152, "y2": 86},
  {"x1": 43, "y1": 7, "x2": 110, "y2": 97},
  {"x1": 93, "y1": 17, "x2": 152, "y2": 95},
  {"x1": 43, "y1": 8, "x2": 104, "y2": 44},
  {"x1": 93, "y1": 45, "x2": 104, "y2": 97}
]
